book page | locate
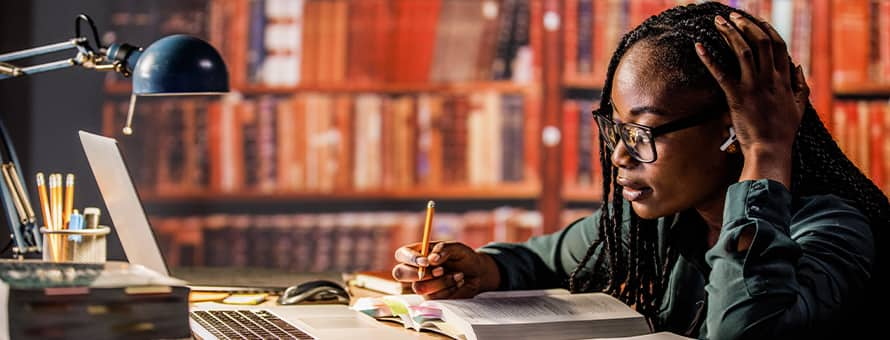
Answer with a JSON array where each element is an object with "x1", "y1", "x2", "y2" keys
[
  {"x1": 474, "y1": 288, "x2": 570, "y2": 299},
  {"x1": 586, "y1": 331, "x2": 694, "y2": 340},
  {"x1": 428, "y1": 292, "x2": 641, "y2": 325}
]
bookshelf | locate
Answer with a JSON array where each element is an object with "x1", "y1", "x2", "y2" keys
[
  {"x1": 100, "y1": 0, "x2": 889, "y2": 273},
  {"x1": 102, "y1": 0, "x2": 569, "y2": 273}
]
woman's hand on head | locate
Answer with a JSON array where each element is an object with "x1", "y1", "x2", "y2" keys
[
  {"x1": 392, "y1": 241, "x2": 500, "y2": 299},
  {"x1": 695, "y1": 12, "x2": 810, "y2": 188}
]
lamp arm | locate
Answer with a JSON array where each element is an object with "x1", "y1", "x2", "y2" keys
[
  {"x1": 0, "y1": 36, "x2": 131, "y2": 81},
  {"x1": 0, "y1": 38, "x2": 84, "y2": 62}
]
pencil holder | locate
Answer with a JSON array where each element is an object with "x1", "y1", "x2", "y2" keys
[{"x1": 40, "y1": 226, "x2": 110, "y2": 263}]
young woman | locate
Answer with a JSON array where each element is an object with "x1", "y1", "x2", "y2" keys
[{"x1": 391, "y1": 2, "x2": 888, "y2": 339}]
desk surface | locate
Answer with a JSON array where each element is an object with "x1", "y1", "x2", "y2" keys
[
  {"x1": 171, "y1": 266, "x2": 343, "y2": 288},
  {"x1": 180, "y1": 266, "x2": 446, "y2": 339}
]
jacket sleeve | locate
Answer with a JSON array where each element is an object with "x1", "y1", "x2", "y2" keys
[
  {"x1": 704, "y1": 179, "x2": 874, "y2": 339},
  {"x1": 477, "y1": 210, "x2": 607, "y2": 290}
]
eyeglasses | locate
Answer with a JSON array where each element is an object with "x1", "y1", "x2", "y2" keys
[{"x1": 593, "y1": 105, "x2": 719, "y2": 163}]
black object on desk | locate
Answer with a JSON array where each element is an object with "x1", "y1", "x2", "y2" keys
[
  {"x1": 277, "y1": 279, "x2": 350, "y2": 305},
  {"x1": 0, "y1": 260, "x2": 190, "y2": 339}
]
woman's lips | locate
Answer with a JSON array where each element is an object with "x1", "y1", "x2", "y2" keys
[
  {"x1": 622, "y1": 186, "x2": 652, "y2": 201},
  {"x1": 617, "y1": 176, "x2": 652, "y2": 202}
]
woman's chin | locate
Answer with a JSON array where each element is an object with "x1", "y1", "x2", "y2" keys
[{"x1": 630, "y1": 201, "x2": 669, "y2": 220}]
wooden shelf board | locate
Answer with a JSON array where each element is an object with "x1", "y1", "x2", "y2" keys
[
  {"x1": 106, "y1": 81, "x2": 536, "y2": 96},
  {"x1": 562, "y1": 79, "x2": 603, "y2": 90},
  {"x1": 140, "y1": 184, "x2": 541, "y2": 203},
  {"x1": 562, "y1": 186, "x2": 602, "y2": 202},
  {"x1": 833, "y1": 83, "x2": 890, "y2": 97},
  {"x1": 104, "y1": 82, "x2": 133, "y2": 95},
  {"x1": 237, "y1": 81, "x2": 537, "y2": 95}
]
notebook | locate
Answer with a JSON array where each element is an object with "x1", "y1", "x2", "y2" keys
[{"x1": 78, "y1": 130, "x2": 404, "y2": 339}]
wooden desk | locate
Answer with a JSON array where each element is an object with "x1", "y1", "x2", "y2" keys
[{"x1": 181, "y1": 266, "x2": 447, "y2": 339}]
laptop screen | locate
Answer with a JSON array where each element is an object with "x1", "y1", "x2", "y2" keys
[{"x1": 79, "y1": 130, "x2": 171, "y2": 276}]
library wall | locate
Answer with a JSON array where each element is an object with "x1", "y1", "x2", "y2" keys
[{"x1": 98, "y1": 0, "x2": 890, "y2": 273}]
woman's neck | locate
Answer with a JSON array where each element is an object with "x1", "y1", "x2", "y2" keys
[{"x1": 696, "y1": 191, "x2": 728, "y2": 248}]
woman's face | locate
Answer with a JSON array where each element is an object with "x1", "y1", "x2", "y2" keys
[{"x1": 609, "y1": 43, "x2": 735, "y2": 219}]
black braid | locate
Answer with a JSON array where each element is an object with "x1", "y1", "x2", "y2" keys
[{"x1": 567, "y1": 1, "x2": 890, "y2": 329}]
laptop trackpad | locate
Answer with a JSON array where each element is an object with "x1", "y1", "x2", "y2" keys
[{"x1": 303, "y1": 316, "x2": 373, "y2": 329}]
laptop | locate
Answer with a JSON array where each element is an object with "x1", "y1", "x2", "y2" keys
[{"x1": 78, "y1": 130, "x2": 404, "y2": 339}]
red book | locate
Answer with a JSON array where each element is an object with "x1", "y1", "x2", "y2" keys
[
  {"x1": 563, "y1": 0, "x2": 578, "y2": 83},
  {"x1": 334, "y1": 95, "x2": 354, "y2": 190},
  {"x1": 831, "y1": 0, "x2": 871, "y2": 85},
  {"x1": 880, "y1": 1, "x2": 890, "y2": 82},
  {"x1": 562, "y1": 101, "x2": 580, "y2": 189},
  {"x1": 868, "y1": 101, "x2": 885, "y2": 190},
  {"x1": 628, "y1": 0, "x2": 670, "y2": 28}
]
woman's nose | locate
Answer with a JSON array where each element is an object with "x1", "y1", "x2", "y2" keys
[{"x1": 610, "y1": 140, "x2": 638, "y2": 168}]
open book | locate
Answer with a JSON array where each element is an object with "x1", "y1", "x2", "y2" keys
[{"x1": 351, "y1": 288, "x2": 654, "y2": 340}]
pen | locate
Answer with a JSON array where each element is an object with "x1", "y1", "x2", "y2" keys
[
  {"x1": 418, "y1": 200, "x2": 435, "y2": 280},
  {"x1": 64, "y1": 174, "x2": 74, "y2": 226},
  {"x1": 68, "y1": 209, "x2": 83, "y2": 242}
]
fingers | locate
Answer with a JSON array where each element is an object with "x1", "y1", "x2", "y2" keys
[
  {"x1": 726, "y1": 12, "x2": 775, "y2": 77},
  {"x1": 793, "y1": 65, "x2": 809, "y2": 122},
  {"x1": 713, "y1": 14, "x2": 754, "y2": 85},
  {"x1": 757, "y1": 18, "x2": 790, "y2": 74},
  {"x1": 413, "y1": 272, "x2": 465, "y2": 298},
  {"x1": 392, "y1": 263, "x2": 446, "y2": 282}
]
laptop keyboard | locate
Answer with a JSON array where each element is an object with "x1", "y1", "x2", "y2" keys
[{"x1": 190, "y1": 310, "x2": 315, "y2": 339}]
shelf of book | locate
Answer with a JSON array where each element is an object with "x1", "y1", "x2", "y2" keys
[{"x1": 98, "y1": 0, "x2": 890, "y2": 274}]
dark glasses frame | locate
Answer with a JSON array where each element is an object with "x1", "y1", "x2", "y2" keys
[{"x1": 592, "y1": 105, "x2": 720, "y2": 163}]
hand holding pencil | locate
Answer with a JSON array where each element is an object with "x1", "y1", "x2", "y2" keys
[{"x1": 390, "y1": 201, "x2": 503, "y2": 300}]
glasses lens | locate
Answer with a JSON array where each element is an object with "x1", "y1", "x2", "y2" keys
[
  {"x1": 594, "y1": 115, "x2": 618, "y2": 151},
  {"x1": 620, "y1": 125, "x2": 655, "y2": 162}
]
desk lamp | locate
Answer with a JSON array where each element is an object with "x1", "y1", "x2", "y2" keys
[{"x1": 0, "y1": 14, "x2": 229, "y2": 258}]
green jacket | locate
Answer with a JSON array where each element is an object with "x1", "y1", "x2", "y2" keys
[{"x1": 479, "y1": 179, "x2": 875, "y2": 339}]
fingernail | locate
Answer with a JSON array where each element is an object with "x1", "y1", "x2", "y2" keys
[
  {"x1": 432, "y1": 267, "x2": 445, "y2": 277},
  {"x1": 456, "y1": 279, "x2": 465, "y2": 288},
  {"x1": 729, "y1": 12, "x2": 741, "y2": 20},
  {"x1": 416, "y1": 257, "x2": 428, "y2": 266},
  {"x1": 428, "y1": 253, "x2": 440, "y2": 263},
  {"x1": 695, "y1": 42, "x2": 706, "y2": 56},
  {"x1": 453, "y1": 272, "x2": 464, "y2": 282},
  {"x1": 715, "y1": 15, "x2": 727, "y2": 25}
]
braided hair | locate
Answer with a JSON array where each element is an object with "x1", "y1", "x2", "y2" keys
[{"x1": 568, "y1": 1, "x2": 890, "y2": 327}]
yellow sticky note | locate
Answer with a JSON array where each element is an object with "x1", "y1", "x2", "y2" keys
[
  {"x1": 190, "y1": 291, "x2": 231, "y2": 303},
  {"x1": 222, "y1": 293, "x2": 269, "y2": 305}
]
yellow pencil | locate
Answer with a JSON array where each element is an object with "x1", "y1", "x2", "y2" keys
[
  {"x1": 418, "y1": 200, "x2": 435, "y2": 280},
  {"x1": 36, "y1": 172, "x2": 51, "y2": 229},
  {"x1": 63, "y1": 173, "x2": 74, "y2": 226},
  {"x1": 50, "y1": 174, "x2": 62, "y2": 230}
]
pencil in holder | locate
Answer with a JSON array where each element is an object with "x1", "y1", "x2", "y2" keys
[{"x1": 40, "y1": 226, "x2": 110, "y2": 263}]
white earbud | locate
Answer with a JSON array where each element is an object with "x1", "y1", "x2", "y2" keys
[{"x1": 719, "y1": 127, "x2": 737, "y2": 151}]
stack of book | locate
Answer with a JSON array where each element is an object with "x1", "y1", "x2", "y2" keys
[{"x1": 0, "y1": 260, "x2": 190, "y2": 339}]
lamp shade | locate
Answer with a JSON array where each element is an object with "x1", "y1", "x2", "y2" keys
[{"x1": 131, "y1": 34, "x2": 229, "y2": 95}]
